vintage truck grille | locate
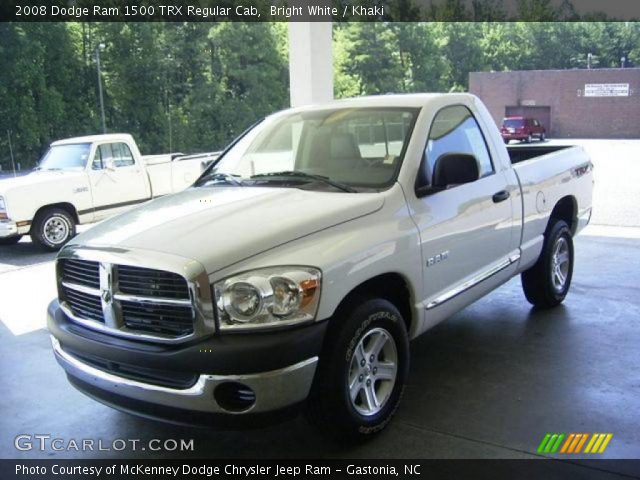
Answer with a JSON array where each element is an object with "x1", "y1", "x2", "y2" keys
[{"x1": 59, "y1": 259, "x2": 194, "y2": 339}]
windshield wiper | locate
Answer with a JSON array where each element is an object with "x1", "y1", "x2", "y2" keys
[
  {"x1": 251, "y1": 171, "x2": 357, "y2": 193},
  {"x1": 197, "y1": 172, "x2": 245, "y2": 187}
]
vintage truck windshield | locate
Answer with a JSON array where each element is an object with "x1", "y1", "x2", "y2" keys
[
  {"x1": 37, "y1": 143, "x2": 91, "y2": 171},
  {"x1": 200, "y1": 107, "x2": 418, "y2": 190}
]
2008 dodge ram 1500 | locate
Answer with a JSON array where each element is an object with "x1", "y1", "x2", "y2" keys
[{"x1": 48, "y1": 94, "x2": 593, "y2": 439}]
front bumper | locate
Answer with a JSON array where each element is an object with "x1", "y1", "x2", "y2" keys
[
  {"x1": 0, "y1": 220, "x2": 18, "y2": 238},
  {"x1": 48, "y1": 299, "x2": 327, "y2": 425}
]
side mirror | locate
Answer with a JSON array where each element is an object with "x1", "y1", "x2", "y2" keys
[{"x1": 432, "y1": 153, "x2": 479, "y2": 188}]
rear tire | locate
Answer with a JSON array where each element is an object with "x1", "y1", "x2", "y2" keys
[
  {"x1": 306, "y1": 297, "x2": 409, "y2": 441},
  {"x1": 540, "y1": 132, "x2": 546, "y2": 142},
  {"x1": 0, "y1": 235, "x2": 22, "y2": 246},
  {"x1": 526, "y1": 134, "x2": 533, "y2": 143},
  {"x1": 30, "y1": 207, "x2": 76, "y2": 251},
  {"x1": 521, "y1": 220, "x2": 574, "y2": 309}
]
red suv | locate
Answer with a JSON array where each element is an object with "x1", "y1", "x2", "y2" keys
[{"x1": 501, "y1": 117, "x2": 546, "y2": 143}]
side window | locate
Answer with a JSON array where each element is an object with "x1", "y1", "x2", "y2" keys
[
  {"x1": 92, "y1": 144, "x2": 113, "y2": 170},
  {"x1": 420, "y1": 105, "x2": 494, "y2": 186},
  {"x1": 113, "y1": 143, "x2": 135, "y2": 168}
]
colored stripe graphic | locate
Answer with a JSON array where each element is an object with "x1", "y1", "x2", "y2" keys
[
  {"x1": 541, "y1": 433, "x2": 613, "y2": 454},
  {"x1": 584, "y1": 434, "x2": 599, "y2": 453},
  {"x1": 537, "y1": 434, "x2": 552, "y2": 453},
  {"x1": 598, "y1": 434, "x2": 613, "y2": 453},
  {"x1": 560, "y1": 434, "x2": 575, "y2": 453},
  {"x1": 550, "y1": 434, "x2": 565, "y2": 453},
  {"x1": 538, "y1": 433, "x2": 566, "y2": 453},
  {"x1": 575, "y1": 434, "x2": 589, "y2": 453}
]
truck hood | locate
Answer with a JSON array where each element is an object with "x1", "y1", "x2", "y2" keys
[
  {"x1": 0, "y1": 170, "x2": 83, "y2": 194},
  {"x1": 69, "y1": 186, "x2": 385, "y2": 273}
]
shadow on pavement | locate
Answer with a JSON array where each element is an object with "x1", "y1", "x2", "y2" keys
[{"x1": 0, "y1": 238, "x2": 56, "y2": 269}]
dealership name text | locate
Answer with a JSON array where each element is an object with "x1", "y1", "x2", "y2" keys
[{"x1": 16, "y1": 463, "x2": 415, "y2": 477}]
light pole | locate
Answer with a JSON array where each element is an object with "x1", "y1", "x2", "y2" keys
[{"x1": 95, "y1": 43, "x2": 106, "y2": 133}]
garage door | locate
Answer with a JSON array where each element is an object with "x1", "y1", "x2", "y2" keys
[{"x1": 505, "y1": 106, "x2": 552, "y2": 136}]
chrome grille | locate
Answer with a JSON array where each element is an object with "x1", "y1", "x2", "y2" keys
[
  {"x1": 117, "y1": 265, "x2": 190, "y2": 299},
  {"x1": 62, "y1": 285, "x2": 103, "y2": 322},
  {"x1": 121, "y1": 300, "x2": 193, "y2": 336},
  {"x1": 59, "y1": 259, "x2": 195, "y2": 339},
  {"x1": 60, "y1": 259, "x2": 100, "y2": 289}
]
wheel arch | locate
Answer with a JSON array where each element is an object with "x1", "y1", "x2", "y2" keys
[
  {"x1": 547, "y1": 195, "x2": 577, "y2": 236},
  {"x1": 330, "y1": 272, "x2": 414, "y2": 335},
  {"x1": 33, "y1": 202, "x2": 79, "y2": 226}
]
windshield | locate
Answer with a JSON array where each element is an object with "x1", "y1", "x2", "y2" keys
[
  {"x1": 503, "y1": 119, "x2": 525, "y2": 128},
  {"x1": 38, "y1": 143, "x2": 91, "y2": 170},
  {"x1": 198, "y1": 107, "x2": 419, "y2": 191}
]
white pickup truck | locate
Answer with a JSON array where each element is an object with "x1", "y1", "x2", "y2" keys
[
  {"x1": 0, "y1": 134, "x2": 216, "y2": 250},
  {"x1": 48, "y1": 94, "x2": 593, "y2": 439}
]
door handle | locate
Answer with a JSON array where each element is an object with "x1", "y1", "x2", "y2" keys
[{"x1": 492, "y1": 190, "x2": 510, "y2": 203}]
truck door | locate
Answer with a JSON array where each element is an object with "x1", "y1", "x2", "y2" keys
[
  {"x1": 88, "y1": 142, "x2": 151, "y2": 219},
  {"x1": 410, "y1": 105, "x2": 519, "y2": 315}
]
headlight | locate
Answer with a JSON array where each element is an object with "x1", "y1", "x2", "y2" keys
[{"x1": 214, "y1": 266, "x2": 321, "y2": 331}]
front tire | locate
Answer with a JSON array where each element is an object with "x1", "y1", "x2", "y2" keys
[
  {"x1": 306, "y1": 297, "x2": 409, "y2": 441},
  {"x1": 30, "y1": 207, "x2": 76, "y2": 251},
  {"x1": 521, "y1": 220, "x2": 574, "y2": 308},
  {"x1": 0, "y1": 235, "x2": 22, "y2": 246}
]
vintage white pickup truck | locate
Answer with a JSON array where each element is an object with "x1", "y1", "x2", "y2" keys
[
  {"x1": 48, "y1": 94, "x2": 593, "y2": 439},
  {"x1": 0, "y1": 134, "x2": 216, "y2": 250}
]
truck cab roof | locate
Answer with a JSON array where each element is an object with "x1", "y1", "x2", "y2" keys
[{"x1": 51, "y1": 133, "x2": 134, "y2": 146}]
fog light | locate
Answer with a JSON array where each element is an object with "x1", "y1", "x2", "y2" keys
[{"x1": 214, "y1": 382, "x2": 256, "y2": 412}]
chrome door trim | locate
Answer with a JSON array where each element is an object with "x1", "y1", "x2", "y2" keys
[{"x1": 425, "y1": 253, "x2": 520, "y2": 310}]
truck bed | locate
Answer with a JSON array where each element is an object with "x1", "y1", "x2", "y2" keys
[{"x1": 507, "y1": 144, "x2": 572, "y2": 164}]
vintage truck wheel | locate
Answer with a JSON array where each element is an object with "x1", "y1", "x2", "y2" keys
[
  {"x1": 306, "y1": 297, "x2": 409, "y2": 440},
  {"x1": 0, "y1": 235, "x2": 22, "y2": 245},
  {"x1": 31, "y1": 207, "x2": 76, "y2": 251},
  {"x1": 521, "y1": 219, "x2": 574, "y2": 308}
]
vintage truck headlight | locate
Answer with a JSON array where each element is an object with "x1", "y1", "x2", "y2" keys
[{"x1": 214, "y1": 267, "x2": 321, "y2": 331}]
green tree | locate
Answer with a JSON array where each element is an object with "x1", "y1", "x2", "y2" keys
[{"x1": 337, "y1": 23, "x2": 404, "y2": 95}]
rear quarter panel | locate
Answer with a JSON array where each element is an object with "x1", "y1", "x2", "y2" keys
[{"x1": 512, "y1": 146, "x2": 593, "y2": 271}]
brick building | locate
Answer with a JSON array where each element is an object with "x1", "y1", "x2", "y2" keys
[{"x1": 469, "y1": 68, "x2": 640, "y2": 139}]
